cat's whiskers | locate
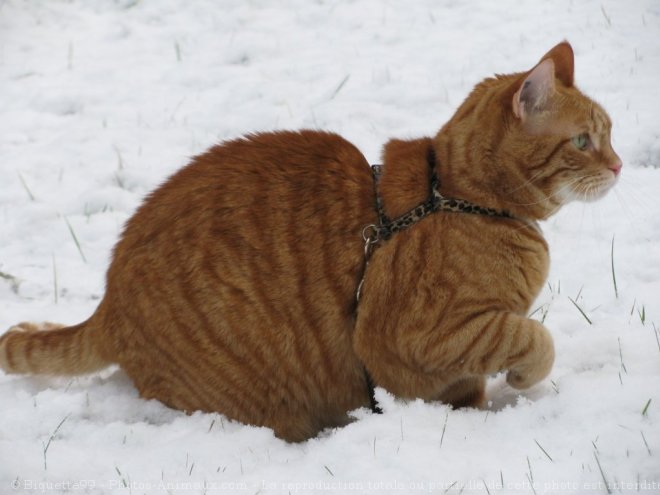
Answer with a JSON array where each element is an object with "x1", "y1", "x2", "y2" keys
[
  {"x1": 506, "y1": 168, "x2": 549, "y2": 194},
  {"x1": 614, "y1": 175, "x2": 652, "y2": 211},
  {"x1": 572, "y1": 172, "x2": 616, "y2": 202},
  {"x1": 610, "y1": 179, "x2": 651, "y2": 232},
  {"x1": 580, "y1": 182, "x2": 600, "y2": 201},
  {"x1": 505, "y1": 175, "x2": 587, "y2": 208},
  {"x1": 612, "y1": 189, "x2": 634, "y2": 224}
]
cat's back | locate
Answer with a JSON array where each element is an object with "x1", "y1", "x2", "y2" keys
[
  {"x1": 111, "y1": 130, "x2": 376, "y2": 282},
  {"x1": 116, "y1": 131, "x2": 372, "y2": 247},
  {"x1": 109, "y1": 128, "x2": 376, "y2": 336}
]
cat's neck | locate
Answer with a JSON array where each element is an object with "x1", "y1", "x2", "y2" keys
[
  {"x1": 433, "y1": 128, "x2": 558, "y2": 220},
  {"x1": 378, "y1": 132, "x2": 557, "y2": 222}
]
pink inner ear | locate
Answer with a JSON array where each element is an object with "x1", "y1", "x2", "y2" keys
[{"x1": 512, "y1": 59, "x2": 556, "y2": 120}]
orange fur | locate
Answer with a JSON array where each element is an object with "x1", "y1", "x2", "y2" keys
[{"x1": 0, "y1": 42, "x2": 620, "y2": 441}]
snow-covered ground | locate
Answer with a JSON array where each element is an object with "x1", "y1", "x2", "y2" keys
[{"x1": 1, "y1": 1, "x2": 659, "y2": 493}]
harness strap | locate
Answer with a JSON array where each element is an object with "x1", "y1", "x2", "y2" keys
[
  {"x1": 365, "y1": 369, "x2": 383, "y2": 414},
  {"x1": 369, "y1": 147, "x2": 514, "y2": 242}
]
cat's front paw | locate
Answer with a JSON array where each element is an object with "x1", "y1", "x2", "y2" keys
[
  {"x1": 506, "y1": 325, "x2": 555, "y2": 390},
  {"x1": 506, "y1": 355, "x2": 554, "y2": 389},
  {"x1": 506, "y1": 367, "x2": 544, "y2": 389},
  {"x1": 506, "y1": 361, "x2": 551, "y2": 390}
]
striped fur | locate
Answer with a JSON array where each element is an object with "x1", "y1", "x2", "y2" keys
[{"x1": 0, "y1": 42, "x2": 620, "y2": 441}]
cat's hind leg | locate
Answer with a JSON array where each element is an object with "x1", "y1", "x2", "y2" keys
[
  {"x1": 438, "y1": 375, "x2": 486, "y2": 409},
  {"x1": 268, "y1": 406, "x2": 355, "y2": 442}
]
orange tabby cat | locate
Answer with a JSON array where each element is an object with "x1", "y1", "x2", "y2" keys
[{"x1": 0, "y1": 42, "x2": 620, "y2": 441}]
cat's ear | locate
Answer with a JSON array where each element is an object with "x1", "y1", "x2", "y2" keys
[
  {"x1": 512, "y1": 58, "x2": 555, "y2": 120},
  {"x1": 539, "y1": 41, "x2": 574, "y2": 88}
]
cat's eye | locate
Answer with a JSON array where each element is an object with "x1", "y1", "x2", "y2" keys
[{"x1": 571, "y1": 133, "x2": 590, "y2": 151}]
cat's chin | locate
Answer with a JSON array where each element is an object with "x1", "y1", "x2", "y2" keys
[
  {"x1": 562, "y1": 175, "x2": 618, "y2": 204},
  {"x1": 578, "y1": 189, "x2": 612, "y2": 203}
]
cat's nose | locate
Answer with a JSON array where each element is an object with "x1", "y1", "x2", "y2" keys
[{"x1": 609, "y1": 161, "x2": 622, "y2": 177}]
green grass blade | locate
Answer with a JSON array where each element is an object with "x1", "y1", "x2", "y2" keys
[
  {"x1": 568, "y1": 297, "x2": 592, "y2": 325},
  {"x1": 64, "y1": 217, "x2": 87, "y2": 263},
  {"x1": 642, "y1": 398, "x2": 651, "y2": 416},
  {"x1": 18, "y1": 172, "x2": 36, "y2": 201},
  {"x1": 534, "y1": 439, "x2": 554, "y2": 462}
]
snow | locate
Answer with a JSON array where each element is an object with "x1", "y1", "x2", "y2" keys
[{"x1": 1, "y1": 0, "x2": 659, "y2": 493}]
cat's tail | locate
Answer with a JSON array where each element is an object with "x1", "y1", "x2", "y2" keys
[{"x1": 0, "y1": 320, "x2": 112, "y2": 375}]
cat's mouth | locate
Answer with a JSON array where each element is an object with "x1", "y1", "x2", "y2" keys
[{"x1": 566, "y1": 170, "x2": 619, "y2": 203}]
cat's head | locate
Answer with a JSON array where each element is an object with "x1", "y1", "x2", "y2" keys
[
  {"x1": 509, "y1": 42, "x2": 621, "y2": 203},
  {"x1": 437, "y1": 42, "x2": 621, "y2": 220}
]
